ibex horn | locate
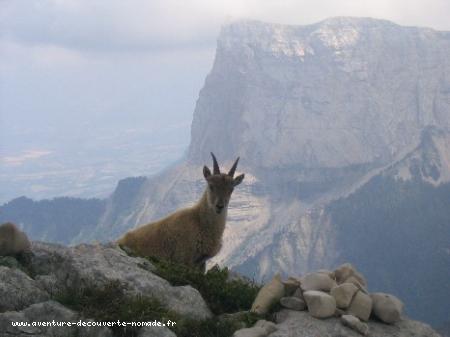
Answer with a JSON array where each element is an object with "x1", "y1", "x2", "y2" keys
[
  {"x1": 228, "y1": 157, "x2": 240, "y2": 177},
  {"x1": 211, "y1": 152, "x2": 220, "y2": 175}
]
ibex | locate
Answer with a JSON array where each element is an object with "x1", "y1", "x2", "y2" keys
[
  {"x1": 0, "y1": 222, "x2": 31, "y2": 256},
  {"x1": 117, "y1": 153, "x2": 245, "y2": 270}
]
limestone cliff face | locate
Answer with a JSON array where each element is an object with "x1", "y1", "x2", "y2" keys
[{"x1": 188, "y1": 17, "x2": 450, "y2": 169}]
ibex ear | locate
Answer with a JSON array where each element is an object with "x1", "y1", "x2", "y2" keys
[
  {"x1": 233, "y1": 173, "x2": 245, "y2": 186},
  {"x1": 203, "y1": 166, "x2": 211, "y2": 179}
]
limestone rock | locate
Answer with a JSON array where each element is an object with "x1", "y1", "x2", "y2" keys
[
  {"x1": 371, "y1": 292, "x2": 403, "y2": 323},
  {"x1": 251, "y1": 274, "x2": 285, "y2": 315},
  {"x1": 282, "y1": 277, "x2": 300, "y2": 296},
  {"x1": 334, "y1": 263, "x2": 367, "y2": 287},
  {"x1": 267, "y1": 310, "x2": 441, "y2": 337},
  {"x1": 316, "y1": 269, "x2": 335, "y2": 279},
  {"x1": 344, "y1": 275, "x2": 368, "y2": 293},
  {"x1": 254, "y1": 320, "x2": 278, "y2": 334},
  {"x1": 330, "y1": 283, "x2": 358, "y2": 309},
  {"x1": 28, "y1": 242, "x2": 212, "y2": 320},
  {"x1": 0, "y1": 300, "x2": 113, "y2": 337},
  {"x1": 292, "y1": 287, "x2": 304, "y2": 300},
  {"x1": 341, "y1": 314, "x2": 369, "y2": 336},
  {"x1": 303, "y1": 290, "x2": 337, "y2": 318},
  {"x1": 0, "y1": 266, "x2": 49, "y2": 312},
  {"x1": 233, "y1": 326, "x2": 268, "y2": 337},
  {"x1": 300, "y1": 272, "x2": 337, "y2": 292},
  {"x1": 348, "y1": 290, "x2": 373, "y2": 321},
  {"x1": 334, "y1": 308, "x2": 345, "y2": 317},
  {"x1": 280, "y1": 296, "x2": 306, "y2": 311},
  {"x1": 138, "y1": 326, "x2": 177, "y2": 337}
]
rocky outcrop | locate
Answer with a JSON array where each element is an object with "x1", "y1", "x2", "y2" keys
[
  {"x1": 0, "y1": 301, "x2": 113, "y2": 337},
  {"x1": 0, "y1": 242, "x2": 212, "y2": 337},
  {"x1": 0, "y1": 266, "x2": 49, "y2": 312},
  {"x1": 28, "y1": 242, "x2": 211, "y2": 320},
  {"x1": 1, "y1": 244, "x2": 442, "y2": 337}
]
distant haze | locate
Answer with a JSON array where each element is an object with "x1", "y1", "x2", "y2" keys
[{"x1": 1, "y1": 0, "x2": 449, "y2": 202}]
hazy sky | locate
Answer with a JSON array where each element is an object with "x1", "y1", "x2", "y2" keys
[
  {"x1": 1, "y1": 0, "x2": 449, "y2": 198},
  {"x1": 1, "y1": 0, "x2": 449, "y2": 146}
]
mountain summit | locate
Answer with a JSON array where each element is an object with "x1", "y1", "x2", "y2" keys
[{"x1": 188, "y1": 17, "x2": 450, "y2": 168}]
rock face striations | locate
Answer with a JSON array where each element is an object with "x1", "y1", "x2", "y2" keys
[{"x1": 188, "y1": 17, "x2": 450, "y2": 168}]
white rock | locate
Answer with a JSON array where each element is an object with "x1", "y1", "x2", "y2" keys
[
  {"x1": 344, "y1": 275, "x2": 368, "y2": 293},
  {"x1": 316, "y1": 269, "x2": 335, "y2": 278},
  {"x1": 233, "y1": 327, "x2": 268, "y2": 337},
  {"x1": 301, "y1": 272, "x2": 337, "y2": 292},
  {"x1": 334, "y1": 263, "x2": 367, "y2": 287},
  {"x1": 268, "y1": 309, "x2": 441, "y2": 337},
  {"x1": 341, "y1": 314, "x2": 369, "y2": 336},
  {"x1": 303, "y1": 290, "x2": 337, "y2": 318},
  {"x1": 330, "y1": 283, "x2": 358, "y2": 309},
  {"x1": 0, "y1": 266, "x2": 49, "y2": 311},
  {"x1": 348, "y1": 290, "x2": 373, "y2": 321},
  {"x1": 280, "y1": 297, "x2": 306, "y2": 311},
  {"x1": 251, "y1": 274, "x2": 285, "y2": 315},
  {"x1": 254, "y1": 320, "x2": 278, "y2": 334},
  {"x1": 282, "y1": 277, "x2": 300, "y2": 296},
  {"x1": 371, "y1": 292, "x2": 403, "y2": 323},
  {"x1": 138, "y1": 326, "x2": 177, "y2": 337},
  {"x1": 293, "y1": 287, "x2": 304, "y2": 300}
]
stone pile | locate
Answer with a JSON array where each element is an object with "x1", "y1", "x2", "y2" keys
[{"x1": 246, "y1": 263, "x2": 404, "y2": 336}]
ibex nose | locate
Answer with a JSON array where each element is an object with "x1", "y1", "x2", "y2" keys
[{"x1": 216, "y1": 204, "x2": 224, "y2": 214}]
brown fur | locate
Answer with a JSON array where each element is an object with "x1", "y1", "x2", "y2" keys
[
  {"x1": 117, "y1": 154, "x2": 245, "y2": 269},
  {"x1": 0, "y1": 222, "x2": 31, "y2": 256}
]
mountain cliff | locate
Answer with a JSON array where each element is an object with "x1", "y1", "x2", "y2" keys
[
  {"x1": 188, "y1": 17, "x2": 450, "y2": 168},
  {"x1": 2, "y1": 17, "x2": 450, "y2": 332}
]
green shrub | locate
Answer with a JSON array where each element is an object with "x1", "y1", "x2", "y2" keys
[
  {"x1": 147, "y1": 257, "x2": 261, "y2": 315},
  {"x1": 0, "y1": 254, "x2": 34, "y2": 276}
]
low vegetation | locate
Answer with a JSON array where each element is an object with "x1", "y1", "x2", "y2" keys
[
  {"x1": 56, "y1": 260, "x2": 261, "y2": 337},
  {"x1": 147, "y1": 256, "x2": 261, "y2": 314}
]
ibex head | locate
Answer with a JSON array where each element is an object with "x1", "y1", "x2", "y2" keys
[{"x1": 203, "y1": 152, "x2": 245, "y2": 214}]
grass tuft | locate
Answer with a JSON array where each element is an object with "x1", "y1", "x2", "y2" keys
[{"x1": 147, "y1": 257, "x2": 261, "y2": 315}]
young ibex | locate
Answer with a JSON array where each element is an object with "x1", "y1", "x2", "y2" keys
[
  {"x1": 0, "y1": 222, "x2": 31, "y2": 256},
  {"x1": 117, "y1": 153, "x2": 245, "y2": 270}
]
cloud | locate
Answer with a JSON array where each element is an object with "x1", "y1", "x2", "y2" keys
[
  {"x1": 1, "y1": 150, "x2": 53, "y2": 166},
  {"x1": 1, "y1": 0, "x2": 449, "y2": 53},
  {"x1": 0, "y1": 0, "x2": 225, "y2": 52}
]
